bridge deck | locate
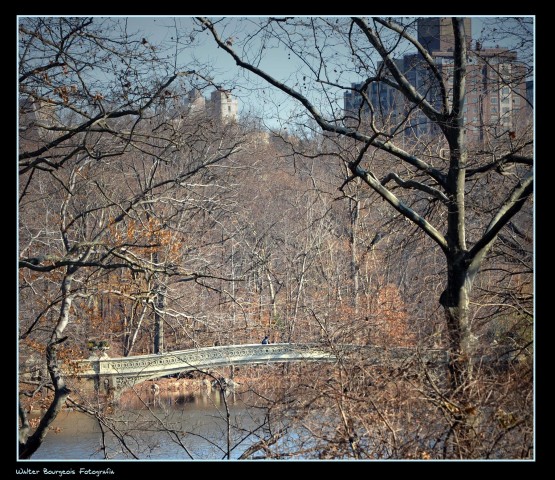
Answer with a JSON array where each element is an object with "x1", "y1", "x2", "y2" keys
[
  {"x1": 70, "y1": 343, "x2": 448, "y2": 392},
  {"x1": 71, "y1": 343, "x2": 339, "y2": 390}
]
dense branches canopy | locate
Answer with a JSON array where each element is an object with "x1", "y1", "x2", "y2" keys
[{"x1": 18, "y1": 16, "x2": 533, "y2": 460}]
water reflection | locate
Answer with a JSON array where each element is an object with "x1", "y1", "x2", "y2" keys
[
  {"x1": 123, "y1": 386, "x2": 239, "y2": 410},
  {"x1": 31, "y1": 389, "x2": 262, "y2": 460}
]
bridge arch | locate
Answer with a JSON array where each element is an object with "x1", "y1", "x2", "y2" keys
[{"x1": 72, "y1": 343, "x2": 337, "y2": 400}]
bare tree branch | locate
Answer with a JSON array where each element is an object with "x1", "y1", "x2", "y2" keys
[{"x1": 381, "y1": 172, "x2": 449, "y2": 203}]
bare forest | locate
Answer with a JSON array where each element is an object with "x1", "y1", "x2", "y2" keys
[{"x1": 18, "y1": 17, "x2": 533, "y2": 460}]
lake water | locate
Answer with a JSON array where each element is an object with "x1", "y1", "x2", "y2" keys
[{"x1": 30, "y1": 389, "x2": 270, "y2": 460}]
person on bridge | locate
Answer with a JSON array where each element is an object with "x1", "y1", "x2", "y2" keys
[{"x1": 261, "y1": 335, "x2": 270, "y2": 345}]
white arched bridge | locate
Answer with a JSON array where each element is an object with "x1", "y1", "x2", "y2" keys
[{"x1": 70, "y1": 343, "x2": 448, "y2": 400}]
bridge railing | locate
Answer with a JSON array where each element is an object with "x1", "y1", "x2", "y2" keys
[
  {"x1": 71, "y1": 343, "x2": 336, "y2": 379},
  {"x1": 67, "y1": 343, "x2": 449, "y2": 396},
  {"x1": 71, "y1": 343, "x2": 448, "y2": 378}
]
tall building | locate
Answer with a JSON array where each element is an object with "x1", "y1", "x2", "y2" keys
[
  {"x1": 182, "y1": 88, "x2": 238, "y2": 123},
  {"x1": 184, "y1": 88, "x2": 206, "y2": 113},
  {"x1": 417, "y1": 17, "x2": 472, "y2": 53},
  {"x1": 209, "y1": 89, "x2": 238, "y2": 123},
  {"x1": 344, "y1": 59, "x2": 404, "y2": 123},
  {"x1": 19, "y1": 95, "x2": 59, "y2": 141},
  {"x1": 344, "y1": 18, "x2": 530, "y2": 145},
  {"x1": 526, "y1": 80, "x2": 534, "y2": 107}
]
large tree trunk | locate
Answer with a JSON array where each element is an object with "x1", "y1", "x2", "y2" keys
[
  {"x1": 441, "y1": 16, "x2": 472, "y2": 392},
  {"x1": 439, "y1": 260, "x2": 480, "y2": 459},
  {"x1": 440, "y1": 255, "x2": 475, "y2": 390}
]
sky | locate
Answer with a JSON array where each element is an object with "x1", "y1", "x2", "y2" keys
[
  {"x1": 120, "y1": 16, "x2": 529, "y2": 130},
  {"x1": 125, "y1": 16, "x2": 492, "y2": 75},
  {"x1": 123, "y1": 17, "x2": 297, "y2": 127}
]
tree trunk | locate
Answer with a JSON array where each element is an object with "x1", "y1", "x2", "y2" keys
[
  {"x1": 349, "y1": 195, "x2": 360, "y2": 314},
  {"x1": 19, "y1": 377, "x2": 71, "y2": 458},
  {"x1": 19, "y1": 276, "x2": 74, "y2": 458},
  {"x1": 439, "y1": 253, "x2": 481, "y2": 458},
  {"x1": 154, "y1": 283, "x2": 166, "y2": 354},
  {"x1": 266, "y1": 270, "x2": 278, "y2": 322},
  {"x1": 290, "y1": 255, "x2": 307, "y2": 342},
  {"x1": 125, "y1": 303, "x2": 148, "y2": 357},
  {"x1": 441, "y1": 17, "x2": 471, "y2": 391},
  {"x1": 440, "y1": 254, "x2": 475, "y2": 389}
]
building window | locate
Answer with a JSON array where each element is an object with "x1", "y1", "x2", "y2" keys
[
  {"x1": 513, "y1": 96, "x2": 521, "y2": 106},
  {"x1": 491, "y1": 96, "x2": 498, "y2": 104},
  {"x1": 502, "y1": 87, "x2": 510, "y2": 96},
  {"x1": 491, "y1": 105, "x2": 498, "y2": 114},
  {"x1": 500, "y1": 64, "x2": 511, "y2": 75}
]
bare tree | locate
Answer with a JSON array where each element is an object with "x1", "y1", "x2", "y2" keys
[
  {"x1": 18, "y1": 17, "x2": 245, "y2": 458},
  {"x1": 18, "y1": 16, "x2": 533, "y2": 460},
  {"x1": 198, "y1": 16, "x2": 533, "y2": 457}
]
